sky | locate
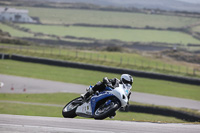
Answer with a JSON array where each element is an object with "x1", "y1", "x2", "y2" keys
[{"x1": 177, "y1": 0, "x2": 200, "y2": 3}]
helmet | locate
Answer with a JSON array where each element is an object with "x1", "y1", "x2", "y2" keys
[{"x1": 120, "y1": 74, "x2": 133, "y2": 90}]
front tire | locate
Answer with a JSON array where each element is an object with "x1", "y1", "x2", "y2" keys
[{"x1": 62, "y1": 97, "x2": 82, "y2": 118}]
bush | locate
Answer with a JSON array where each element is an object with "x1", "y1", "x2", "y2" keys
[{"x1": 105, "y1": 46, "x2": 123, "y2": 52}]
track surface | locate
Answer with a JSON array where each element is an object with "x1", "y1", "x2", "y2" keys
[
  {"x1": 1, "y1": 74, "x2": 200, "y2": 110},
  {"x1": 0, "y1": 114, "x2": 199, "y2": 133}
]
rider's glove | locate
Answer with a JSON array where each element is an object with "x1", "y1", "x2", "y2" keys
[
  {"x1": 103, "y1": 77, "x2": 109, "y2": 84},
  {"x1": 103, "y1": 77, "x2": 113, "y2": 88},
  {"x1": 107, "y1": 83, "x2": 113, "y2": 88}
]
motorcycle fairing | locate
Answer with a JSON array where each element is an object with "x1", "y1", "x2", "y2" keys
[
  {"x1": 104, "y1": 86, "x2": 113, "y2": 91},
  {"x1": 91, "y1": 91, "x2": 115, "y2": 115},
  {"x1": 75, "y1": 101, "x2": 93, "y2": 117},
  {"x1": 75, "y1": 87, "x2": 114, "y2": 117}
]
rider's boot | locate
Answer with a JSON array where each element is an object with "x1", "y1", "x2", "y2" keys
[
  {"x1": 81, "y1": 86, "x2": 94, "y2": 101},
  {"x1": 81, "y1": 92, "x2": 90, "y2": 101},
  {"x1": 109, "y1": 112, "x2": 116, "y2": 119}
]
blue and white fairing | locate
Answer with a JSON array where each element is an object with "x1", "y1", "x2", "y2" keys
[
  {"x1": 90, "y1": 88, "x2": 114, "y2": 115},
  {"x1": 75, "y1": 84, "x2": 129, "y2": 117},
  {"x1": 111, "y1": 84, "x2": 129, "y2": 107}
]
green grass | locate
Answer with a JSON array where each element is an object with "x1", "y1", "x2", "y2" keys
[
  {"x1": 18, "y1": 24, "x2": 200, "y2": 45},
  {"x1": 0, "y1": 93, "x2": 187, "y2": 123},
  {"x1": 111, "y1": 111, "x2": 185, "y2": 123},
  {"x1": 192, "y1": 25, "x2": 200, "y2": 33},
  {"x1": 0, "y1": 102, "x2": 186, "y2": 122},
  {"x1": 0, "y1": 102, "x2": 63, "y2": 117},
  {"x1": 18, "y1": 6, "x2": 200, "y2": 29},
  {"x1": 0, "y1": 93, "x2": 79, "y2": 105},
  {"x1": 0, "y1": 60, "x2": 200, "y2": 100},
  {"x1": 2, "y1": 21, "x2": 199, "y2": 45},
  {"x1": 0, "y1": 23, "x2": 34, "y2": 37}
]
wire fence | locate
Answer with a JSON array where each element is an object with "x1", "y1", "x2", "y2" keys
[{"x1": 0, "y1": 45, "x2": 200, "y2": 77}]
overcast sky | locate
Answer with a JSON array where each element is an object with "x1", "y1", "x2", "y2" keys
[{"x1": 177, "y1": 0, "x2": 200, "y2": 3}]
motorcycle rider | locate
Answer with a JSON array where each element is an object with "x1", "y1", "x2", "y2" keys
[{"x1": 81, "y1": 74, "x2": 133, "y2": 103}]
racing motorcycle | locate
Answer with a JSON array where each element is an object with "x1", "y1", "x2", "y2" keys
[{"x1": 62, "y1": 84, "x2": 129, "y2": 120}]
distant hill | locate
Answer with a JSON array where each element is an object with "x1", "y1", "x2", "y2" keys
[{"x1": 41, "y1": 0, "x2": 200, "y2": 13}]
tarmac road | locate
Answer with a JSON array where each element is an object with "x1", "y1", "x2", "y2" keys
[
  {"x1": 0, "y1": 74, "x2": 200, "y2": 110},
  {"x1": 0, "y1": 114, "x2": 199, "y2": 133}
]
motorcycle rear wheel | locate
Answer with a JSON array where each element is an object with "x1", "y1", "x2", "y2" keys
[{"x1": 62, "y1": 97, "x2": 82, "y2": 118}]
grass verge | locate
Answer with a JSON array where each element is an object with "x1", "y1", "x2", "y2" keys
[
  {"x1": 0, "y1": 102, "x2": 186, "y2": 123},
  {"x1": 0, "y1": 93, "x2": 190, "y2": 123}
]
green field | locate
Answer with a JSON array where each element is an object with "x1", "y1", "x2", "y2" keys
[
  {"x1": 0, "y1": 23, "x2": 33, "y2": 37},
  {"x1": 192, "y1": 25, "x2": 200, "y2": 33},
  {"x1": 18, "y1": 24, "x2": 200, "y2": 45},
  {"x1": 1, "y1": 22, "x2": 200, "y2": 45},
  {"x1": 0, "y1": 60, "x2": 199, "y2": 100},
  {"x1": 0, "y1": 6, "x2": 199, "y2": 46},
  {"x1": 1, "y1": 6, "x2": 200, "y2": 46},
  {"x1": 17, "y1": 7, "x2": 200, "y2": 29}
]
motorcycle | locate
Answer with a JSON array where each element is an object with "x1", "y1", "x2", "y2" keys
[{"x1": 62, "y1": 84, "x2": 129, "y2": 120}]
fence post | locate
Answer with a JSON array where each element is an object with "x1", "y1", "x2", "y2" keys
[
  {"x1": 51, "y1": 48, "x2": 53, "y2": 55},
  {"x1": 90, "y1": 53, "x2": 92, "y2": 60},
  {"x1": 96, "y1": 54, "x2": 99, "y2": 61},
  {"x1": 111, "y1": 56, "x2": 113, "y2": 63},
  {"x1": 141, "y1": 60, "x2": 143, "y2": 68},
  {"x1": 186, "y1": 67, "x2": 188, "y2": 74},
  {"x1": 76, "y1": 50, "x2": 78, "y2": 58},
  {"x1": 163, "y1": 64, "x2": 165, "y2": 71},
  {"x1": 156, "y1": 62, "x2": 158, "y2": 70},
  {"x1": 66, "y1": 50, "x2": 69, "y2": 57},
  {"x1": 19, "y1": 46, "x2": 22, "y2": 52},
  {"x1": 104, "y1": 55, "x2": 107, "y2": 61},
  {"x1": 59, "y1": 48, "x2": 61, "y2": 56},
  {"x1": 1, "y1": 53, "x2": 4, "y2": 59},
  {"x1": 26, "y1": 46, "x2": 29, "y2": 53},
  {"x1": 84, "y1": 52, "x2": 86, "y2": 59},
  {"x1": 193, "y1": 69, "x2": 196, "y2": 75},
  {"x1": 171, "y1": 65, "x2": 173, "y2": 72},
  {"x1": 43, "y1": 48, "x2": 45, "y2": 55}
]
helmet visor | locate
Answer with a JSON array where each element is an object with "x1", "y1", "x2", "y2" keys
[{"x1": 122, "y1": 78, "x2": 133, "y2": 86}]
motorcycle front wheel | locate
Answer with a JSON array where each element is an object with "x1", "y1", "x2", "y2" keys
[
  {"x1": 94, "y1": 99, "x2": 120, "y2": 120},
  {"x1": 62, "y1": 97, "x2": 83, "y2": 118}
]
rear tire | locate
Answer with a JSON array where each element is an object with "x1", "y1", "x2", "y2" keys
[
  {"x1": 62, "y1": 97, "x2": 82, "y2": 118},
  {"x1": 94, "y1": 99, "x2": 120, "y2": 120}
]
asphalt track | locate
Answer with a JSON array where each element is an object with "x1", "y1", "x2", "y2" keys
[
  {"x1": 0, "y1": 114, "x2": 200, "y2": 133},
  {"x1": 0, "y1": 74, "x2": 200, "y2": 110}
]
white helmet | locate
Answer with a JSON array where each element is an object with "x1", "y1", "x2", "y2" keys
[{"x1": 120, "y1": 74, "x2": 133, "y2": 90}]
